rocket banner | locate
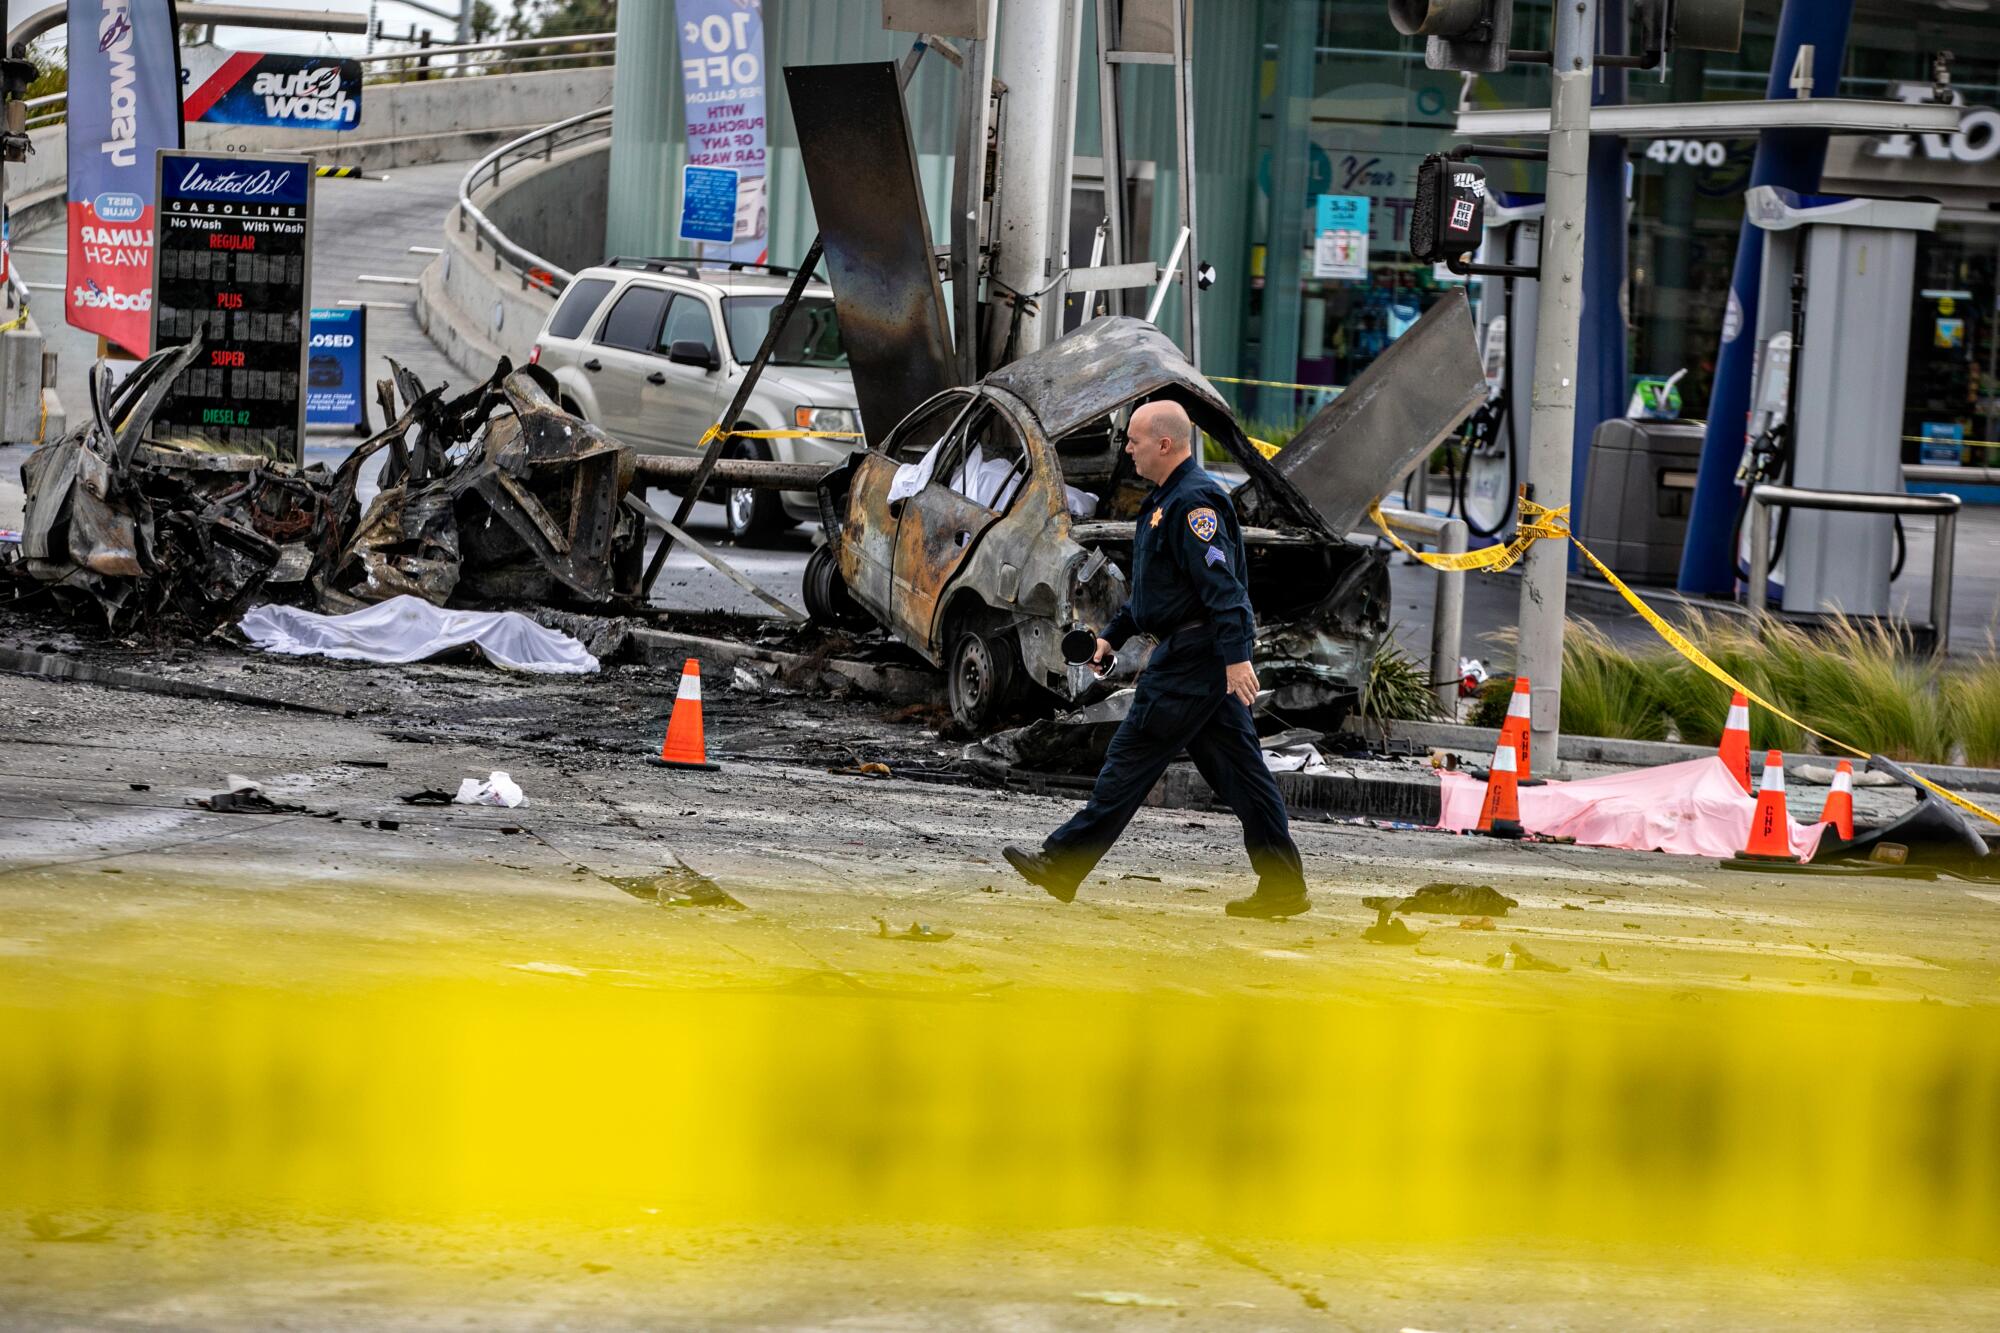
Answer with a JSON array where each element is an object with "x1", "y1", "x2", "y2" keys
[
  {"x1": 182, "y1": 50, "x2": 363, "y2": 131},
  {"x1": 66, "y1": 0, "x2": 185, "y2": 356}
]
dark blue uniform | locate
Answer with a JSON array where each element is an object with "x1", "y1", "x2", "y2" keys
[{"x1": 1040, "y1": 456, "x2": 1306, "y2": 896}]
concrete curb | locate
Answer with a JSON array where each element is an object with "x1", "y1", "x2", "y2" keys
[
  {"x1": 1372, "y1": 717, "x2": 2000, "y2": 795},
  {"x1": 628, "y1": 627, "x2": 940, "y2": 707},
  {"x1": 1147, "y1": 761, "x2": 1442, "y2": 824}
]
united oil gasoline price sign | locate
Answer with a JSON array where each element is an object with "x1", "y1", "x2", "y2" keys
[{"x1": 149, "y1": 151, "x2": 314, "y2": 462}]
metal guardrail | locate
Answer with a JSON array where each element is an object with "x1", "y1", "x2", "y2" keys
[
  {"x1": 456, "y1": 105, "x2": 612, "y2": 295},
  {"x1": 20, "y1": 31, "x2": 616, "y2": 130},
  {"x1": 1906, "y1": 463, "x2": 2000, "y2": 486},
  {"x1": 1354, "y1": 506, "x2": 1467, "y2": 710},
  {"x1": 1747, "y1": 483, "x2": 1961, "y2": 652}
]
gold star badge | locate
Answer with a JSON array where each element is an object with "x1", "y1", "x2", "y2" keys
[{"x1": 1149, "y1": 509, "x2": 1164, "y2": 529}]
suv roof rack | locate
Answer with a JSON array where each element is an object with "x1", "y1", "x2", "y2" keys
[{"x1": 607, "y1": 256, "x2": 805, "y2": 279}]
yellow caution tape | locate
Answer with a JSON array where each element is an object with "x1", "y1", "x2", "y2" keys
[
  {"x1": 1210, "y1": 374, "x2": 1345, "y2": 395},
  {"x1": 695, "y1": 425, "x2": 864, "y2": 446},
  {"x1": 1376, "y1": 490, "x2": 2000, "y2": 829},
  {"x1": 0, "y1": 305, "x2": 30, "y2": 336},
  {"x1": 1249, "y1": 437, "x2": 1279, "y2": 459},
  {"x1": 1366, "y1": 495, "x2": 1567, "y2": 575},
  {"x1": 1902, "y1": 434, "x2": 2000, "y2": 453}
]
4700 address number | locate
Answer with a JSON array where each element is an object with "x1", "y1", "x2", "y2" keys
[{"x1": 1644, "y1": 139, "x2": 1732, "y2": 168}]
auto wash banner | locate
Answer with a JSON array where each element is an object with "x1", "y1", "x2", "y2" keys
[
  {"x1": 67, "y1": 0, "x2": 183, "y2": 356},
  {"x1": 675, "y1": 0, "x2": 767, "y2": 262},
  {"x1": 182, "y1": 50, "x2": 362, "y2": 131}
]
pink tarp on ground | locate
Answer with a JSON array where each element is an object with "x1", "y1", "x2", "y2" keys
[{"x1": 1437, "y1": 756, "x2": 1828, "y2": 860}]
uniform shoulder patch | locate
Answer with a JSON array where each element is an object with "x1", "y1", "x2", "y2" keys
[{"x1": 1187, "y1": 507, "x2": 1219, "y2": 542}]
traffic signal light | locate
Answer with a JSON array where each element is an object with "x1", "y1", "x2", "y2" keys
[
  {"x1": 1409, "y1": 155, "x2": 1487, "y2": 264},
  {"x1": 1387, "y1": 0, "x2": 1514, "y2": 74}
]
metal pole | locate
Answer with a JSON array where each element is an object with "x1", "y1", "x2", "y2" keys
[
  {"x1": 1171, "y1": 0, "x2": 1200, "y2": 365},
  {"x1": 1435, "y1": 516, "x2": 1466, "y2": 712},
  {"x1": 1747, "y1": 495, "x2": 1770, "y2": 617},
  {"x1": 949, "y1": 3, "x2": 1000, "y2": 382},
  {"x1": 1932, "y1": 509, "x2": 1956, "y2": 654},
  {"x1": 1513, "y1": 0, "x2": 1595, "y2": 773},
  {"x1": 983, "y1": 0, "x2": 1083, "y2": 364},
  {"x1": 1093, "y1": 0, "x2": 1128, "y2": 317}
]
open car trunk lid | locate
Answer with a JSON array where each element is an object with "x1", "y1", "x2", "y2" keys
[{"x1": 987, "y1": 294, "x2": 1486, "y2": 542}]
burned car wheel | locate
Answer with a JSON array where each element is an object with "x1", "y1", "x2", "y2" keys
[
  {"x1": 802, "y1": 544, "x2": 868, "y2": 628},
  {"x1": 947, "y1": 628, "x2": 1017, "y2": 732}
]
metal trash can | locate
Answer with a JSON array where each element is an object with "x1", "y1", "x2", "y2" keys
[{"x1": 1577, "y1": 418, "x2": 1705, "y2": 585}]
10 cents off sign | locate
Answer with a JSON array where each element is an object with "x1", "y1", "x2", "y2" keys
[{"x1": 149, "y1": 151, "x2": 314, "y2": 463}]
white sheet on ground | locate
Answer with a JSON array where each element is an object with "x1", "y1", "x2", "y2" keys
[
  {"x1": 239, "y1": 597, "x2": 600, "y2": 674},
  {"x1": 1437, "y1": 756, "x2": 1828, "y2": 860},
  {"x1": 1262, "y1": 743, "x2": 1331, "y2": 774}
]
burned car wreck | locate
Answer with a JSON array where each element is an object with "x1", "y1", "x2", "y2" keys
[
  {"x1": 7, "y1": 339, "x2": 647, "y2": 633},
  {"x1": 803, "y1": 296, "x2": 1485, "y2": 730}
]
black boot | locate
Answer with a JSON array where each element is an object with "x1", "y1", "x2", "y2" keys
[
  {"x1": 1224, "y1": 886, "x2": 1311, "y2": 919},
  {"x1": 1002, "y1": 845, "x2": 1078, "y2": 904}
]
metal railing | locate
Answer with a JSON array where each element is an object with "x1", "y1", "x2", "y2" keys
[
  {"x1": 1353, "y1": 506, "x2": 1467, "y2": 710},
  {"x1": 456, "y1": 105, "x2": 612, "y2": 295},
  {"x1": 1746, "y1": 483, "x2": 1961, "y2": 652},
  {"x1": 20, "y1": 31, "x2": 616, "y2": 130}
]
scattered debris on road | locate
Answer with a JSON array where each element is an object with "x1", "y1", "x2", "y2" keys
[
  {"x1": 194, "y1": 775, "x2": 316, "y2": 815},
  {"x1": 607, "y1": 858, "x2": 745, "y2": 910},
  {"x1": 453, "y1": 771, "x2": 526, "y2": 807},
  {"x1": 1364, "y1": 882, "x2": 1518, "y2": 916},
  {"x1": 874, "y1": 918, "x2": 955, "y2": 942},
  {"x1": 1362, "y1": 909, "x2": 1423, "y2": 945}
]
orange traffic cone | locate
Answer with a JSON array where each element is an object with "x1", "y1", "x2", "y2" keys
[
  {"x1": 1717, "y1": 690, "x2": 1752, "y2": 793},
  {"x1": 1477, "y1": 736, "x2": 1524, "y2": 839},
  {"x1": 649, "y1": 658, "x2": 720, "y2": 772},
  {"x1": 1741, "y1": 749, "x2": 1796, "y2": 861},
  {"x1": 1498, "y1": 676, "x2": 1532, "y2": 779},
  {"x1": 1819, "y1": 759, "x2": 1856, "y2": 841}
]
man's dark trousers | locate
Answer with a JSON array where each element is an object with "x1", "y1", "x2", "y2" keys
[{"x1": 1042, "y1": 630, "x2": 1306, "y2": 894}]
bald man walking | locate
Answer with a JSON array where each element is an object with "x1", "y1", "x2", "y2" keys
[{"x1": 1003, "y1": 401, "x2": 1311, "y2": 919}]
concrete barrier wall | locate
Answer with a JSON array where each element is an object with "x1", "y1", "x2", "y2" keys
[
  {"x1": 475, "y1": 142, "x2": 611, "y2": 276},
  {"x1": 11, "y1": 67, "x2": 614, "y2": 238},
  {"x1": 418, "y1": 140, "x2": 610, "y2": 380},
  {"x1": 417, "y1": 203, "x2": 556, "y2": 377}
]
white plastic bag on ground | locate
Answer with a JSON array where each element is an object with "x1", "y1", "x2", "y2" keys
[
  {"x1": 454, "y1": 771, "x2": 525, "y2": 808},
  {"x1": 239, "y1": 596, "x2": 598, "y2": 674}
]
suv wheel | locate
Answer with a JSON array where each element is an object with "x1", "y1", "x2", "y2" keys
[{"x1": 724, "y1": 436, "x2": 789, "y2": 545}]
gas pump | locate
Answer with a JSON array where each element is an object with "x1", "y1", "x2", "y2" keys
[
  {"x1": 1457, "y1": 196, "x2": 1543, "y2": 540},
  {"x1": 1738, "y1": 186, "x2": 1939, "y2": 616}
]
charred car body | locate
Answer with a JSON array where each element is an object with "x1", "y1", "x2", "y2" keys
[
  {"x1": 784, "y1": 58, "x2": 1484, "y2": 732},
  {"x1": 806, "y1": 301, "x2": 1484, "y2": 730}
]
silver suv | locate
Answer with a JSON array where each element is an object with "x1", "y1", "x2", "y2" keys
[{"x1": 529, "y1": 258, "x2": 860, "y2": 543}]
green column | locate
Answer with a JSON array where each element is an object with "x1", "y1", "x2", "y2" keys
[
  {"x1": 1254, "y1": 0, "x2": 1317, "y2": 425},
  {"x1": 605, "y1": 0, "x2": 687, "y2": 261}
]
